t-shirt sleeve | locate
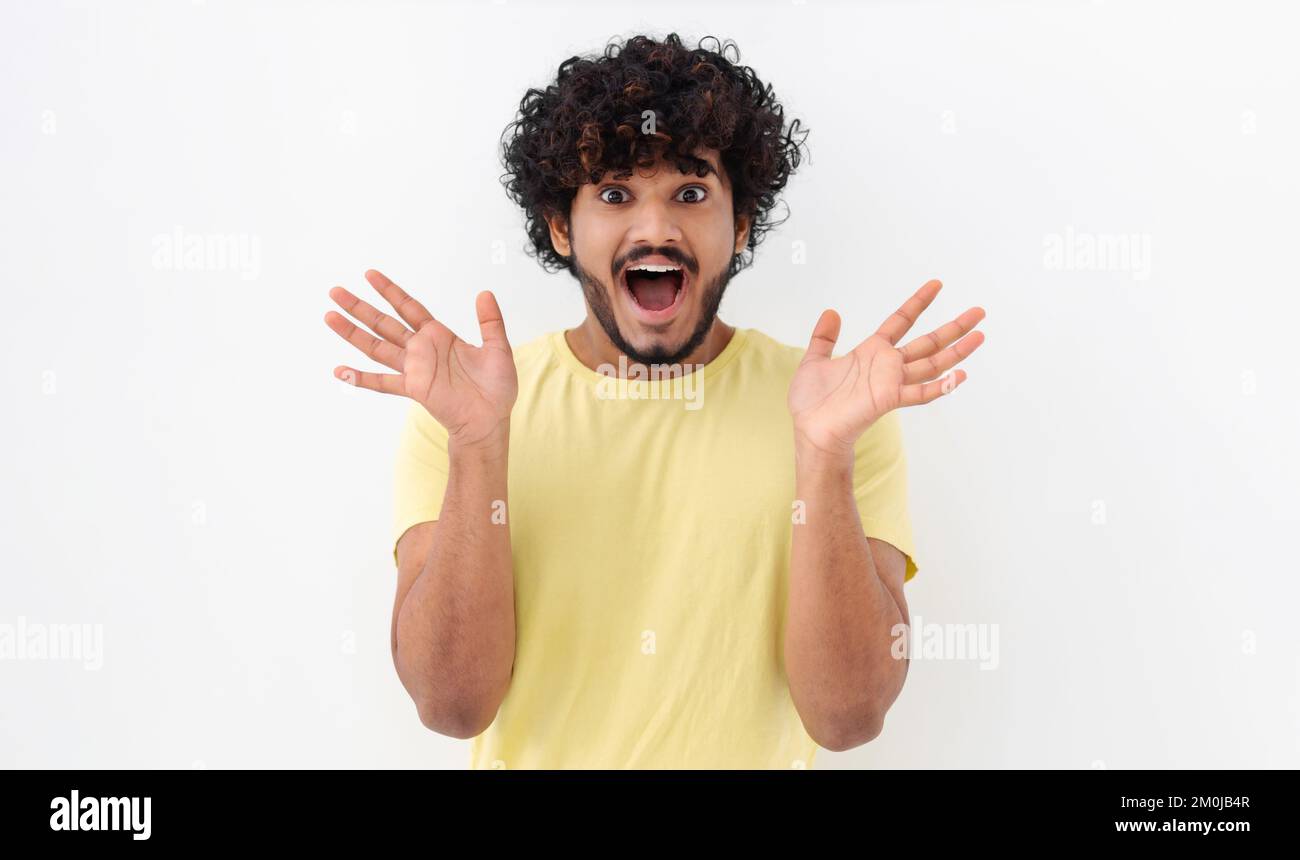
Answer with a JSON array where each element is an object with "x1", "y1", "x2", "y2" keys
[
  {"x1": 852, "y1": 410, "x2": 919, "y2": 583},
  {"x1": 392, "y1": 401, "x2": 450, "y2": 566}
]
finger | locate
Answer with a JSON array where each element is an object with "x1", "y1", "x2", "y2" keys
[
  {"x1": 324, "y1": 309, "x2": 406, "y2": 372},
  {"x1": 403, "y1": 324, "x2": 439, "y2": 401},
  {"x1": 899, "y1": 306, "x2": 986, "y2": 363},
  {"x1": 475, "y1": 290, "x2": 511, "y2": 353},
  {"x1": 899, "y1": 369, "x2": 967, "y2": 407},
  {"x1": 802, "y1": 309, "x2": 841, "y2": 361},
  {"x1": 876, "y1": 279, "x2": 942, "y2": 346},
  {"x1": 332, "y1": 364, "x2": 404, "y2": 395},
  {"x1": 329, "y1": 285, "x2": 415, "y2": 348},
  {"x1": 365, "y1": 269, "x2": 434, "y2": 332},
  {"x1": 902, "y1": 329, "x2": 984, "y2": 385}
]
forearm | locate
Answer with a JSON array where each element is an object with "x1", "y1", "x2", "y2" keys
[
  {"x1": 785, "y1": 440, "x2": 906, "y2": 749},
  {"x1": 395, "y1": 427, "x2": 515, "y2": 733}
]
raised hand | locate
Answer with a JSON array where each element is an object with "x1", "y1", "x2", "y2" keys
[
  {"x1": 324, "y1": 269, "x2": 518, "y2": 449},
  {"x1": 788, "y1": 279, "x2": 985, "y2": 460}
]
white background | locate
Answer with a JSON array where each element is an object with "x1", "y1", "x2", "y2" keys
[{"x1": 2, "y1": 0, "x2": 1297, "y2": 768}]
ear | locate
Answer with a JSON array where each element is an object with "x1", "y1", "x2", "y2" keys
[
  {"x1": 733, "y1": 212, "x2": 752, "y2": 255},
  {"x1": 546, "y1": 210, "x2": 572, "y2": 258}
]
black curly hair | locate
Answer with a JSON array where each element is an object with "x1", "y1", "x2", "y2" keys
[{"x1": 499, "y1": 33, "x2": 809, "y2": 279}]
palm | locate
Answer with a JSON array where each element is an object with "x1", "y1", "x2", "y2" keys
[
  {"x1": 789, "y1": 334, "x2": 907, "y2": 454},
  {"x1": 324, "y1": 269, "x2": 518, "y2": 447},
  {"x1": 789, "y1": 280, "x2": 986, "y2": 458},
  {"x1": 402, "y1": 319, "x2": 518, "y2": 445}
]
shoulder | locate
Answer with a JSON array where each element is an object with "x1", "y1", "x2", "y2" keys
[
  {"x1": 506, "y1": 330, "x2": 562, "y2": 384},
  {"x1": 735, "y1": 327, "x2": 805, "y2": 377},
  {"x1": 510, "y1": 330, "x2": 554, "y2": 366}
]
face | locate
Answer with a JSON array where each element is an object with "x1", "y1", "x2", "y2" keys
[{"x1": 548, "y1": 148, "x2": 750, "y2": 366}]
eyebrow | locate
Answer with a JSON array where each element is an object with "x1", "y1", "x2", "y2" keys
[
  {"x1": 606, "y1": 158, "x2": 721, "y2": 183},
  {"x1": 693, "y1": 160, "x2": 721, "y2": 180}
]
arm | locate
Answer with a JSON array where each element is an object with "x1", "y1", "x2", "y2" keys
[
  {"x1": 785, "y1": 279, "x2": 986, "y2": 750},
  {"x1": 325, "y1": 268, "x2": 519, "y2": 738},
  {"x1": 787, "y1": 442, "x2": 911, "y2": 751},
  {"x1": 393, "y1": 428, "x2": 514, "y2": 738}
]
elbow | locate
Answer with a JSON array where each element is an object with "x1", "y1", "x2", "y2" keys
[
  {"x1": 799, "y1": 660, "x2": 907, "y2": 751},
  {"x1": 415, "y1": 699, "x2": 494, "y2": 738},
  {"x1": 393, "y1": 640, "x2": 510, "y2": 739},
  {"x1": 809, "y1": 707, "x2": 886, "y2": 752},
  {"x1": 415, "y1": 695, "x2": 499, "y2": 739}
]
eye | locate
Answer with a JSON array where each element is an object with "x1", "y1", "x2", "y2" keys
[
  {"x1": 598, "y1": 186, "x2": 631, "y2": 205},
  {"x1": 676, "y1": 185, "x2": 709, "y2": 204}
]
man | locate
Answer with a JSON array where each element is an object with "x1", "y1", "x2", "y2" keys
[{"x1": 323, "y1": 33, "x2": 985, "y2": 768}]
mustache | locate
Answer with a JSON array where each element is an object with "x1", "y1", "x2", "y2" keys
[{"x1": 611, "y1": 247, "x2": 697, "y2": 278}]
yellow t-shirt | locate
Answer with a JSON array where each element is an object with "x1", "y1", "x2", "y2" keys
[{"x1": 392, "y1": 326, "x2": 918, "y2": 769}]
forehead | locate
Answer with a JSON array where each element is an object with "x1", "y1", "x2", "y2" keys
[{"x1": 602, "y1": 148, "x2": 726, "y2": 186}]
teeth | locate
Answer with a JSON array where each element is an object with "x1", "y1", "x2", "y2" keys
[{"x1": 627, "y1": 264, "x2": 681, "y2": 273}]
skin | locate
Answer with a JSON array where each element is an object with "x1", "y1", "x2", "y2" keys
[
  {"x1": 546, "y1": 148, "x2": 750, "y2": 372},
  {"x1": 322, "y1": 146, "x2": 986, "y2": 750},
  {"x1": 786, "y1": 287, "x2": 985, "y2": 749},
  {"x1": 324, "y1": 274, "x2": 517, "y2": 736}
]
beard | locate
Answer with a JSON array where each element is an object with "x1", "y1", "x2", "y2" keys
[{"x1": 571, "y1": 253, "x2": 734, "y2": 367}]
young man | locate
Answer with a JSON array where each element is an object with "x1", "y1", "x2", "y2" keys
[{"x1": 323, "y1": 34, "x2": 985, "y2": 768}]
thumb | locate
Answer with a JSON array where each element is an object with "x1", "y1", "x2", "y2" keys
[
  {"x1": 476, "y1": 290, "x2": 511, "y2": 352},
  {"x1": 803, "y1": 309, "x2": 841, "y2": 361}
]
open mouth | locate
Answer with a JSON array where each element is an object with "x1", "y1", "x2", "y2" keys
[{"x1": 621, "y1": 264, "x2": 687, "y2": 319}]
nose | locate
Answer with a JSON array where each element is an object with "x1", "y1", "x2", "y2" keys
[{"x1": 626, "y1": 194, "x2": 683, "y2": 248}]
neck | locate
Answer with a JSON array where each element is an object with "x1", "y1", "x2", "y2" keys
[{"x1": 565, "y1": 316, "x2": 735, "y2": 378}]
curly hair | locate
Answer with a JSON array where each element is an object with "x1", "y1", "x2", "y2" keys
[{"x1": 499, "y1": 33, "x2": 809, "y2": 279}]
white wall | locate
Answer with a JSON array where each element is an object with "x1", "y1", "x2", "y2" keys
[{"x1": 1, "y1": 0, "x2": 1296, "y2": 768}]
